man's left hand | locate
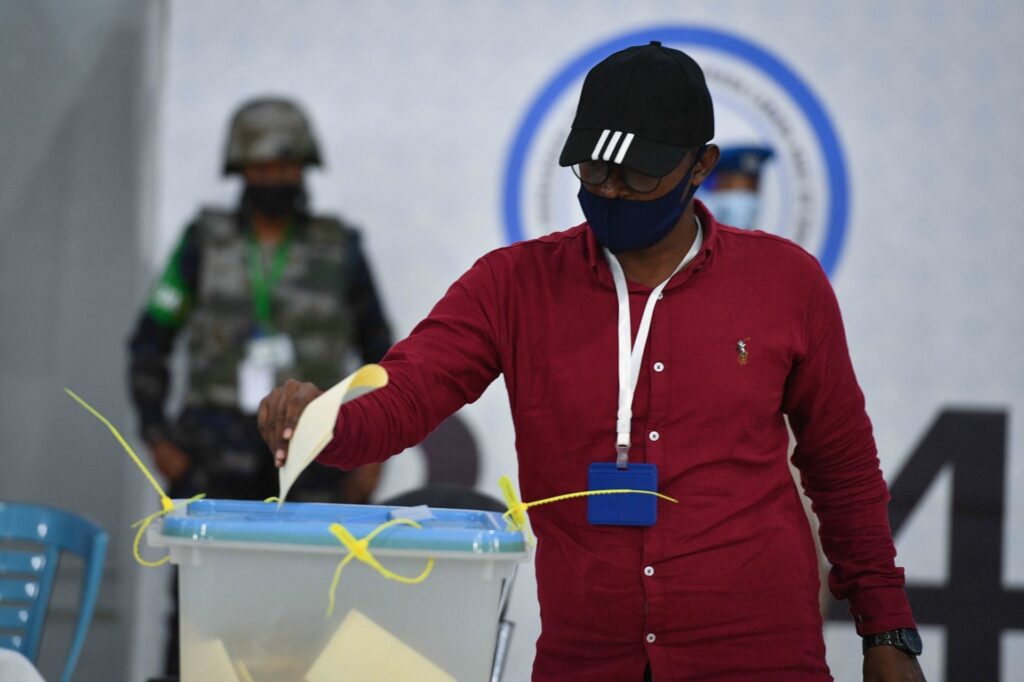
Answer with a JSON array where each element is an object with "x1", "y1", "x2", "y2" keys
[{"x1": 863, "y1": 646, "x2": 925, "y2": 682}]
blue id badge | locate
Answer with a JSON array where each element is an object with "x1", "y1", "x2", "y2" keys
[{"x1": 587, "y1": 462, "x2": 659, "y2": 527}]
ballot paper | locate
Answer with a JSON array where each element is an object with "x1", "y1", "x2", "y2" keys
[
  {"x1": 305, "y1": 608, "x2": 455, "y2": 682},
  {"x1": 186, "y1": 638, "x2": 249, "y2": 682},
  {"x1": 278, "y1": 364, "x2": 388, "y2": 503}
]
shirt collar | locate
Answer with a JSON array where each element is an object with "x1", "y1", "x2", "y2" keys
[{"x1": 584, "y1": 198, "x2": 720, "y2": 292}]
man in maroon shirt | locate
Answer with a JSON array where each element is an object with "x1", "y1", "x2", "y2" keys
[{"x1": 259, "y1": 42, "x2": 924, "y2": 681}]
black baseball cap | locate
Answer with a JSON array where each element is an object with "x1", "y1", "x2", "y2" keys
[{"x1": 559, "y1": 41, "x2": 714, "y2": 177}]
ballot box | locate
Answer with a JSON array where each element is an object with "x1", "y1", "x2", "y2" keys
[{"x1": 150, "y1": 499, "x2": 527, "y2": 682}]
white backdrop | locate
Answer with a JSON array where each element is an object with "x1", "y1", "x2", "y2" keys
[{"x1": 140, "y1": 2, "x2": 1024, "y2": 680}]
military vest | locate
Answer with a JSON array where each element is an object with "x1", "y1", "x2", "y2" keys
[{"x1": 185, "y1": 209, "x2": 358, "y2": 409}]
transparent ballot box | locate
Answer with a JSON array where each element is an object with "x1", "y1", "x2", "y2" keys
[{"x1": 150, "y1": 499, "x2": 527, "y2": 682}]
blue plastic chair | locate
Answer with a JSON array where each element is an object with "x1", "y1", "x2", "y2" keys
[{"x1": 0, "y1": 502, "x2": 108, "y2": 682}]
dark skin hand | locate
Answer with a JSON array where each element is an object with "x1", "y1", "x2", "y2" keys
[
  {"x1": 257, "y1": 378, "x2": 325, "y2": 468},
  {"x1": 257, "y1": 379, "x2": 382, "y2": 503},
  {"x1": 863, "y1": 646, "x2": 926, "y2": 681},
  {"x1": 150, "y1": 439, "x2": 190, "y2": 482}
]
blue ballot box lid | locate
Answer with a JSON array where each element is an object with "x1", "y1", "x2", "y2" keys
[{"x1": 160, "y1": 499, "x2": 527, "y2": 555}]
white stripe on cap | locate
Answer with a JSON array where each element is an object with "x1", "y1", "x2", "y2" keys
[
  {"x1": 591, "y1": 130, "x2": 611, "y2": 160},
  {"x1": 613, "y1": 133, "x2": 635, "y2": 164},
  {"x1": 602, "y1": 131, "x2": 623, "y2": 161}
]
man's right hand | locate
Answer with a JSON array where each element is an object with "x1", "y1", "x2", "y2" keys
[
  {"x1": 257, "y1": 379, "x2": 324, "y2": 468},
  {"x1": 150, "y1": 439, "x2": 191, "y2": 482}
]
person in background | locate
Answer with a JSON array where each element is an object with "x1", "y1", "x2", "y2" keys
[
  {"x1": 127, "y1": 97, "x2": 393, "y2": 675},
  {"x1": 259, "y1": 44, "x2": 923, "y2": 681},
  {"x1": 701, "y1": 144, "x2": 774, "y2": 229}
]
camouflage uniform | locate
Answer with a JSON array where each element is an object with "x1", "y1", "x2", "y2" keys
[
  {"x1": 128, "y1": 208, "x2": 392, "y2": 501},
  {"x1": 127, "y1": 98, "x2": 392, "y2": 503}
]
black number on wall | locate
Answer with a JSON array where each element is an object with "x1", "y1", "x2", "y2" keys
[{"x1": 827, "y1": 409, "x2": 1023, "y2": 680}]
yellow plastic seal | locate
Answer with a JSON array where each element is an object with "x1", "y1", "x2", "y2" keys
[
  {"x1": 129, "y1": 493, "x2": 206, "y2": 567},
  {"x1": 325, "y1": 518, "x2": 435, "y2": 617},
  {"x1": 499, "y1": 475, "x2": 528, "y2": 533},
  {"x1": 498, "y1": 474, "x2": 679, "y2": 541},
  {"x1": 65, "y1": 388, "x2": 205, "y2": 567}
]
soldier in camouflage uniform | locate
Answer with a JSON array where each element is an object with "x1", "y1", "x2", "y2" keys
[{"x1": 128, "y1": 97, "x2": 393, "y2": 505}]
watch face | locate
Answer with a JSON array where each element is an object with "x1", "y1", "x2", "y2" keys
[{"x1": 900, "y1": 628, "x2": 923, "y2": 655}]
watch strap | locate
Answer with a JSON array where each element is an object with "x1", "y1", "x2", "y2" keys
[{"x1": 862, "y1": 628, "x2": 922, "y2": 656}]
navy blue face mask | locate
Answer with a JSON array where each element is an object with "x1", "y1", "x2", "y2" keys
[
  {"x1": 243, "y1": 183, "x2": 306, "y2": 218},
  {"x1": 578, "y1": 154, "x2": 702, "y2": 254}
]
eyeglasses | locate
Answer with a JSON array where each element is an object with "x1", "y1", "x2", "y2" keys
[{"x1": 571, "y1": 160, "x2": 663, "y2": 194}]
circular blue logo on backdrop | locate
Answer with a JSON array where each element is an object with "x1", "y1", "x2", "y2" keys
[{"x1": 502, "y1": 25, "x2": 850, "y2": 277}]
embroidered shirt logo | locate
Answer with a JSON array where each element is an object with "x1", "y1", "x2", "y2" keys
[{"x1": 737, "y1": 338, "x2": 750, "y2": 366}]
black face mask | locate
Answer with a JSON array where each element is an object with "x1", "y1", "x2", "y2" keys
[{"x1": 242, "y1": 183, "x2": 305, "y2": 218}]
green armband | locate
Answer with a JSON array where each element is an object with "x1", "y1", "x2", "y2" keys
[{"x1": 146, "y1": 238, "x2": 193, "y2": 327}]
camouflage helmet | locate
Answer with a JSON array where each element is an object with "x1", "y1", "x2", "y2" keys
[{"x1": 223, "y1": 97, "x2": 322, "y2": 174}]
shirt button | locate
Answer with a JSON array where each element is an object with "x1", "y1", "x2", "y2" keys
[
  {"x1": 653, "y1": 362, "x2": 665, "y2": 372},
  {"x1": 649, "y1": 431, "x2": 660, "y2": 442},
  {"x1": 646, "y1": 633, "x2": 657, "y2": 644},
  {"x1": 644, "y1": 566, "x2": 655, "y2": 576},
  {"x1": 657, "y1": 292, "x2": 664, "y2": 300}
]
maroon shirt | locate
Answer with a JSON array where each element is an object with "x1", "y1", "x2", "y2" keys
[{"x1": 320, "y1": 202, "x2": 915, "y2": 680}]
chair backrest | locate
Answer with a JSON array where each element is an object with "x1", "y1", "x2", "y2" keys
[
  {"x1": 382, "y1": 483, "x2": 507, "y2": 513},
  {"x1": 0, "y1": 502, "x2": 108, "y2": 682}
]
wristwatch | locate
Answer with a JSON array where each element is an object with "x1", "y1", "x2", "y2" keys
[{"x1": 862, "y1": 628, "x2": 922, "y2": 656}]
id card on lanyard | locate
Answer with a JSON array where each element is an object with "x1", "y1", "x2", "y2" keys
[
  {"x1": 587, "y1": 218, "x2": 702, "y2": 527},
  {"x1": 238, "y1": 228, "x2": 296, "y2": 414}
]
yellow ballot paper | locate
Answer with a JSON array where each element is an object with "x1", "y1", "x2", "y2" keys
[
  {"x1": 185, "y1": 638, "x2": 246, "y2": 682},
  {"x1": 306, "y1": 609, "x2": 455, "y2": 682},
  {"x1": 279, "y1": 364, "x2": 388, "y2": 503}
]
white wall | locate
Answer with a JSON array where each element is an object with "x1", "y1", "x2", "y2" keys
[{"x1": 0, "y1": 1, "x2": 162, "y2": 680}]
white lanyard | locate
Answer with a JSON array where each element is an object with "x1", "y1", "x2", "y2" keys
[{"x1": 604, "y1": 218, "x2": 702, "y2": 468}]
